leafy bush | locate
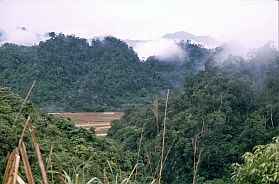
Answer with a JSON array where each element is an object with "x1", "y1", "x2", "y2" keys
[{"x1": 232, "y1": 137, "x2": 279, "y2": 184}]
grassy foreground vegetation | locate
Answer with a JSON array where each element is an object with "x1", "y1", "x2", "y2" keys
[{"x1": 0, "y1": 86, "x2": 148, "y2": 183}]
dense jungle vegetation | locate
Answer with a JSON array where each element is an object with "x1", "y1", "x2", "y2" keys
[
  {"x1": 0, "y1": 87, "x2": 146, "y2": 183},
  {"x1": 108, "y1": 42, "x2": 279, "y2": 183},
  {"x1": 0, "y1": 33, "x2": 210, "y2": 112},
  {"x1": 0, "y1": 33, "x2": 278, "y2": 183}
]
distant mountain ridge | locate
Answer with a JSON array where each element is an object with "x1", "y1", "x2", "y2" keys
[
  {"x1": 123, "y1": 31, "x2": 221, "y2": 60},
  {"x1": 163, "y1": 31, "x2": 221, "y2": 47},
  {"x1": 0, "y1": 28, "x2": 221, "y2": 48},
  {"x1": 124, "y1": 31, "x2": 222, "y2": 49}
]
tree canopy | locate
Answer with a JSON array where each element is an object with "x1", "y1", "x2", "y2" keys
[
  {"x1": 108, "y1": 43, "x2": 279, "y2": 183},
  {"x1": 0, "y1": 33, "x2": 278, "y2": 183}
]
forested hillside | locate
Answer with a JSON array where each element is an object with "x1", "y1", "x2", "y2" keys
[
  {"x1": 0, "y1": 87, "x2": 146, "y2": 183},
  {"x1": 0, "y1": 33, "x2": 214, "y2": 112},
  {"x1": 0, "y1": 34, "x2": 166, "y2": 112},
  {"x1": 108, "y1": 43, "x2": 279, "y2": 183}
]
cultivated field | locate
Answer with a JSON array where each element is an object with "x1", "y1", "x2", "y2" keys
[{"x1": 49, "y1": 112, "x2": 124, "y2": 136}]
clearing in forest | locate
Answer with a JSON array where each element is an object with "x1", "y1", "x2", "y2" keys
[{"x1": 49, "y1": 112, "x2": 124, "y2": 136}]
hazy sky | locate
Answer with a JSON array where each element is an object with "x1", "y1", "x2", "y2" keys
[{"x1": 0, "y1": 0, "x2": 278, "y2": 48}]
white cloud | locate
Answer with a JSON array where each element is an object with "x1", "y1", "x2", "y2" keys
[
  {"x1": 0, "y1": 0, "x2": 277, "y2": 48},
  {"x1": 133, "y1": 38, "x2": 186, "y2": 61},
  {"x1": 0, "y1": 28, "x2": 49, "y2": 46}
]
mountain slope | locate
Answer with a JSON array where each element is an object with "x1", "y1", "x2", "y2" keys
[{"x1": 0, "y1": 34, "x2": 171, "y2": 112}]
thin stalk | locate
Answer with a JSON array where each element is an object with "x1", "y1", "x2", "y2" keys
[
  {"x1": 151, "y1": 97, "x2": 159, "y2": 134},
  {"x1": 157, "y1": 89, "x2": 169, "y2": 184},
  {"x1": 30, "y1": 130, "x2": 48, "y2": 184},
  {"x1": 20, "y1": 142, "x2": 35, "y2": 184},
  {"x1": 135, "y1": 127, "x2": 144, "y2": 180},
  {"x1": 12, "y1": 81, "x2": 36, "y2": 126},
  {"x1": 162, "y1": 141, "x2": 174, "y2": 168},
  {"x1": 192, "y1": 118, "x2": 205, "y2": 184},
  {"x1": 1, "y1": 149, "x2": 16, "y2": 184},
  {"x1": 125, "y1": 163, "x2": 138, "y2": 184},
  {"x1": 18, "y1": 116, "x2": 31, "y2": 148},
  {"x1": 8, "y1": 81, "x2": 35, "y2": 148},
  {"x1": 46, "y1": 146, "x2": 54, "y2": 184},
  {"x1": 12, "y1": 149, "x2": 20, "y2": 184}
]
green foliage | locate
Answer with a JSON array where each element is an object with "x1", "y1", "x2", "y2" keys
[
  {"x1": 232, "y1": 137, "x2": 279, "y2": 184},
  {"x1": 0, "y1": 87, "x2": 141, "y2": 183},
  {"x1": 0, "y1": 34, "x2": 171, "y2": 112},
  {"x1": 0, "y1": 34, "x2": 214, "y2": 112},
  {"x1": 108, "y1": 44, "x2": 279, "y2": 183},
  {"x1": 1, "y1": 33, "x2": 278, "y2": 183}
]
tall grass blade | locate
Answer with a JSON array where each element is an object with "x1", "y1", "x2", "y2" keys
[
  {"x1": 62, "y1": 170, "x2": 73, "y2": 184},
  {"x1": 85, "y1": 177, "x2": 103, "y2": 184},
  {"x1": 16, "y1": 175, "x2": 25, "y2": 184},
  {"x1": 103, "y1": 168, "x2": 109, "y2": 184},
  {"x1": 124, "y1": 163, "x2": 138, "y2": 184},
  {"x1": 54, "y1": 157, "x2": 67, "y2": 184},
  {"x1": 2, "y1": 149, "x2": 16, "y2": 184},
  {"x1": 18, "y1": 116, "x2": 31, "y2": 148},
  {"x1": 115, "y1": 173, "x2": 118, "y2": 184},
  {"x1": 150, "y1": 179, "x2": 156, "y2": 184},
  {"x1": 106, "y1": 160, "x2": 113, "y2": 174},
  {"x1": 12, "y1": 81, "x2": 35, "y2": 126},
  {"x1": 20, "y1": 142, "x2": 35, "y2": 184},
  {"x1": 12, "y1": 149, "x2": 20, "y2": 184},
  {"x1": 30, "y1": 131, "x2": 48, "y2": 184}
]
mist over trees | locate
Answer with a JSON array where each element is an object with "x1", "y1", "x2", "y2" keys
[
  {"x1": 0, "y1": 33, "x2": 217, "y2": 112},
  {"x1": 108, "y1": 41, "x2": 279, "y2": 183},
  {"x1": 0, "y1": 34, "x2": 171, "y2": 112},
  {"x1": 0, "y1": 33, "x2": 278, "y2": 183}
]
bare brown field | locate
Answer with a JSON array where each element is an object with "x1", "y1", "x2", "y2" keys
[{"x1": 49, "y1": 112, "x2": 124, "y2": 136}]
